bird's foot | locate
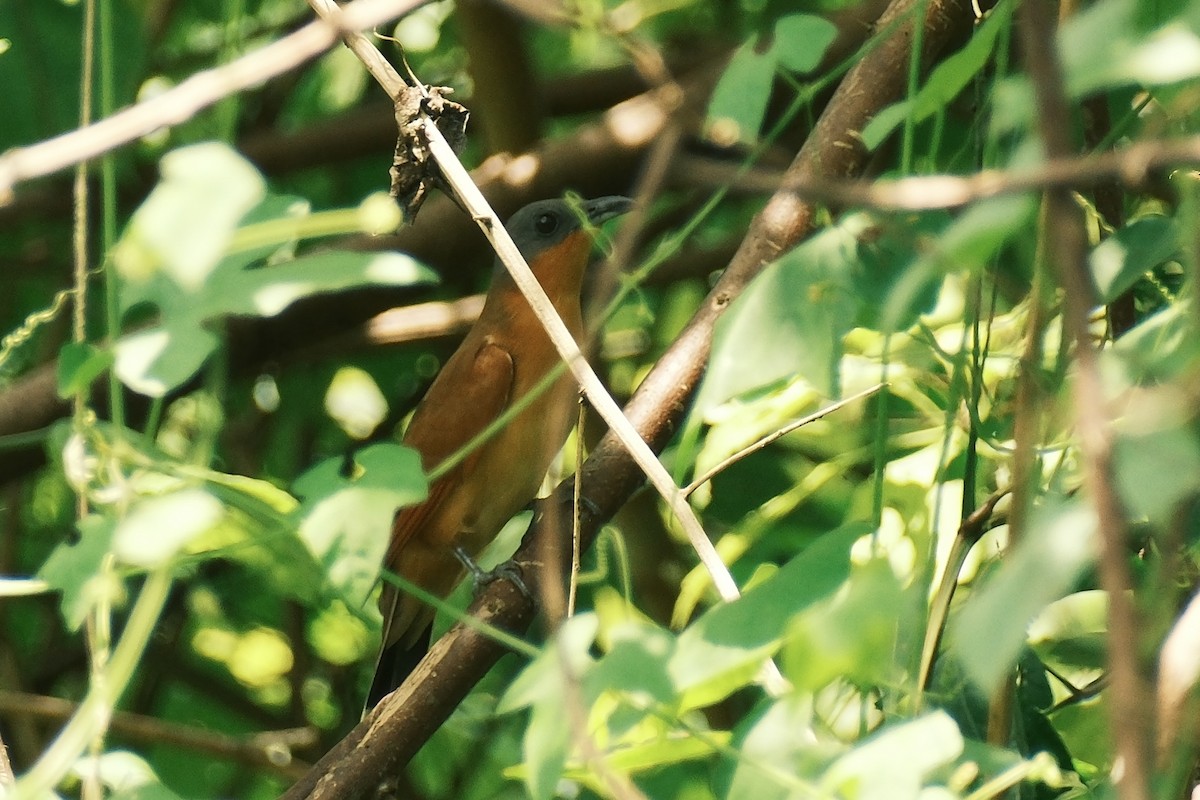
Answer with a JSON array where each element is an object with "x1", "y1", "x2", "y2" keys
[
  {"x1": 577, "y1": 495, "x2": 600, "y2": 518},
  {"x1": 453, "y1": 546, "x2": 532, "y2": 599}
]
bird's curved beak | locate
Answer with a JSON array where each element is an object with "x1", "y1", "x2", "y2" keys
[{"x1": 584, "y1": 195, "x2": 634, "y2": 226}]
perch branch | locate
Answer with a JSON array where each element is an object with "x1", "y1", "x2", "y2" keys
[{"x1": 281, "y1": 0, "x2": 976, "y2": 796}]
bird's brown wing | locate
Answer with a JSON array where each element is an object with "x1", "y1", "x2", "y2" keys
[{"x1": 384, "y1": 339, "x2": 515, "y2": 570}]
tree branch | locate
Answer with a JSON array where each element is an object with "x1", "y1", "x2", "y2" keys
[
  {"x1": 1016, "y1": 3, "x2": 1151, "y2": 799},
  {"x1": 281, "y1": 0, "x2": 976, "y2": 796},
  {"x1": 0, "y1": 0, "x2": 427, "y2": 203},
  {"x1": 0, "y1": 690, "x2": 314, "y2": 780}
]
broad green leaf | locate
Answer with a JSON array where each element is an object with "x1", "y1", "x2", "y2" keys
[
  {"x1": 882, "y1": 194, "x2": 1036, "y2": 331},
  {"x1": 57, "y1": 341, "x2": 114, "y2": 398},
  {"x1": 113, "y1": 325, "x2": 219, "y2": 398},
  {"x1": 863, "y1": 3, "x2": 1012, "y2": 149},
  {"x1": 500, "y1": 615, "x2": 599, "y2": 800},
  {"x1": 294, "y1": 443, "x2": 427, "y2": 606},
  {"x1": 501, "y1": 613, "x2": 599, "y2": 712},
  {"x1": 115, "y1": 250, "x2": 434, "y2": 397},
  {"x1": 1114, "y1": 426, "x2": 1200, "y2": 522},
  {"x1": 1089, "y1": 215, "x2": 1179, "y2": 304},
  {"x1": 524, "y1": 687, "x2": 570, "y2": 800},
  {"x1": 706, "y1": 14, "x2": 836, "y2": 143},
  {"x1": 705, "y1": 34, "x2": 776, "y2": 144},
  {"x1": 772, "y1": 14, "x2": 838, "y2": 73},
  {"x1": 37, "y1": 515, "x2": 118, "y2": 631},
  {"x1": 699, "y1": 214, "x2": 868, "y2": 408},
  {"x1": 782, "y1": 557, "x2": 907, "y2": 691},
  {"x1": 208, "y1": 251, "x2": 433, "y2": 318},
  {"x1": 820, "y1": 712, "x2": 964, "y2": 800},
  {"x1": 112, "y1": 150, "x2": 435, "y2": 398},
  {"x1": 723, "y1": 695, "x2": 818, "y2": 800},
  {"x1": 113, "y1": 143, "x2": 266, "y2": 290},
  {"x1": 596, "y1": 731, "x2": 728, "y2": 774},
  {"x1": 1027, "y1": 590, "x2": 1108, "y2": 673},
  {"x1": 949, "y1": 497, "x2": 1098, "y2": 696},
  {"x1": 1061, "y1": 0, "x2": 1200, "y2": 96},
  {"x1": 670, "y1": 524, "x2": 865, "y2": 709},
  {"x1": 112, "y1": 488, "x2": 224, "y2": 567},
  {"x1": 1113, "y1": 299, "x2": 1200, "y2": 381},
  {"x1": 586, "y1": 623, "x2": 677, "y2": 707}
]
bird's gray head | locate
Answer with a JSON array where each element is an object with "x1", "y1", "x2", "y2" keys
[{"x1": 503, "y1": 196, "x2": 633, "y2": 264}]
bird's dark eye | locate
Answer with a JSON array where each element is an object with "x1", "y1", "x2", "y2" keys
[{"x1": 534, "y1": 212, "x2": 558, "y2": 235}]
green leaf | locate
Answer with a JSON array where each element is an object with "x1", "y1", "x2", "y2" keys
[
  {"x1": 57, "y1": 341, "x2": 114, "y2": 399},
  {"x1": 699, "y1": 214, "x2": 868, "y2": 407},
  {"x1": 772, "y1": 14, "x2": 838, "y2": 73},
  {"x1": 597, "y1": 731, "x2": 729, "y2": 775},
  {"x1": 500, "y1": 615, "x2": 599, "y2": 800},
  {"x1": 782, "y1": 556, "x2": 907, "y2": 691},
  {"x1": 112, "y1": 489, "x2": 225, "y2": 567},
  {"x1": 820, "y1": 712, "x2": 964, "y2": 800},
  {"x1": 1027, "y1": 590, "x2": 1108, "y2": 673},
  {"x1": 670, "y1": 524, "x2": 865, "y2": 709},
  {"x1": 524, "y1": 690, "x2": 570, "y2": 800},
  {"x1": 113, "y1": 326, "x2": 220, "y2": 399},
  {"x1": 949, "y1": 497, "x2": 1097, "y2": 696},
  {"x1": 501, "y1": 614, "x2": 598, "y2": 712},
  {"x1": 1090, "y1": 215, "x2": 1179, "y2": 303},
  {"x1": 201, "y1": 485, "x2": 324, "y2": 606},
  {"x1": 723, "y1": 695, "x2": 817, "y2": 800},
  {"x1": 705, "y1": 35, "x2": 776, "y2": 144},
  {"x1": 1114, "y1": 425, "x2": 1200, "y2": 522},
  {"x1": 705, "y1": 14, "x2": 836, "y2": 144},
  {"x1": 586, "y1": 623, "x2": 677, "y2": 707},
  {"x1": 294, "y1": 443, "x2": 427, "y2": 606},
  {"x1": 37, "y1": 515, "x2": 118, "y2": 631},
  {"x1": 882, "y1": 194, "x2": 1036, "y2": 331},
  {"x1": 113, "y1": 143, "x2": 266, "y2": 290},
  {"x1": 1061, "y1": 0, "x2": 1200, "y2": 96},
  {"x1": 114, "y1": 250, "x2": 434, "y2": 397},
  {"x1": 208, "y1": 251, "x2": 434, "y2": 318},
  {"x1": 863, "y1": 3, "x2": 1011, "y2": 149}
]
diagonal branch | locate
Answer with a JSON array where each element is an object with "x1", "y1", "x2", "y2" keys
[
  {"x1": 281, "y1": 0, "x2": 976, "y2": 796},
  {"x1": 0, "y1": 0, "x2": 427, "y2": 203},
  {"x1": 306, "y1": 0, "x2": 745, "y2": 606}
]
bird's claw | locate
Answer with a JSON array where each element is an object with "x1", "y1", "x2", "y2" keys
[
  {"x1": 453, "y1": 546, "x2": 532, "y2": 600},
  {"x1": 578, "y1": 495, "x2": 601, "y2": 518}
]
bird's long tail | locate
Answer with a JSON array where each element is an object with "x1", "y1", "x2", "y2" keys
[{"x1": 365, "y1": 622, "x2": 432, "y2": 709}]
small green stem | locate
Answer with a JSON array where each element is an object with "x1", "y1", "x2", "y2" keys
[{"x1": 15, "y1": 568, "x2": 173, "y2": 797}]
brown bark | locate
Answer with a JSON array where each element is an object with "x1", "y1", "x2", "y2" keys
[{"x1": 281, "y1": 1, "x2": 976, "y2": 796}]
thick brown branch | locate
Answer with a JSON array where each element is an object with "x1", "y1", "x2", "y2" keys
[{"x1": 281, "y1": 0, "x2": 975, "y2": 796}]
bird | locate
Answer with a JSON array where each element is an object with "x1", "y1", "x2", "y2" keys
[{"x1": 367, "y1": 195, "x2": 633, "y2": 706}]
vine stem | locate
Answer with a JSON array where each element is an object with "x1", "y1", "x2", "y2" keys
[{"x1": 14, "y1": 568, "x2": 173, "y2": 797}]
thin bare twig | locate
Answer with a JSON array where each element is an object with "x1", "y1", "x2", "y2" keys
[
  {"x1": 1016, "y1": 3, "x2": 1151, "y2": 799},
  {"x1": 0, "y1": 0, "x2": 426, "y2": 203},
  {"x1": 281, "y1": 1, "x2": 977, "y2": 795},
  {"x1": 305, "y1": 0, "x2": 743, "y2": 603},
  {"x1": 672, "y1": 137, "x2": 1200, "y2": 211},
  {"x1": 682, "y1": 382, "x2": 886, "y2": 497},
  {"x1": 916, "y1": 488, "x2": 1010, "y2": 701},
  {"x1": 0, "y1": 690, "x2": 314, "y2": 780}
]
